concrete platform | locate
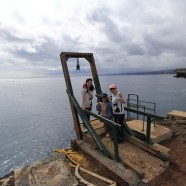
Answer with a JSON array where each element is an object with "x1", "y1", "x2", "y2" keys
[
  {"x1": 82, "y1": 119, "x2": 172, "y2": 143},
  {"x1": 167, "y1": 110, "x2": 186, "y2": 120},
  {"x1": 126, "y1": 119, "x2": 172, "y2": 143}
]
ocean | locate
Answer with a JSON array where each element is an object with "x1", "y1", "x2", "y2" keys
[{"x1": 0, "y1": 74, "x2": 186, "y2": 177}]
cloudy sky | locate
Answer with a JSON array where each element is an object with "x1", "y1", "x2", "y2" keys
[{"x1": 0, "y1": 0, "x2": 186, "y2": 78}]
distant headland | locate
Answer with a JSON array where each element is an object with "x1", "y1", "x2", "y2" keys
[{"x1": 174, "y1": 68, "x2": 186, "y2": 78}]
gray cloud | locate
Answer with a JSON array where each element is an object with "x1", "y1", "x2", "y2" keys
[{"x1": 0, "y1": 0, "x2": 186, "y2": 77}]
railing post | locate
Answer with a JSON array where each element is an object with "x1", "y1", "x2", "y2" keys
[
  {"x1": 146, "y1": 116, "x2": 152, "y2": 144},
  {"x1": 112, "y1": 124, "x2": 119, "y2": 162},
  {"x1": 136, "y1": 95, "x2": 139, "y2": 119}
]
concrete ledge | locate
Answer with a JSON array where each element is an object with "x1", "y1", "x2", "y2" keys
[
  {"x1": 126, "y1": 119, "x2": 172, "y2": 143},
  {"x1": 167, "y1": 110, "x2": 186, "y2": 120}
]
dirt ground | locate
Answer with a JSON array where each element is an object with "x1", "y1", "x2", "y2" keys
[
  {"x1": 75, "y1": 119, "x2": 186, "y2": 186},
  {"x1": 68, "y1": 150, "x2": 115, "y2": 186},
  {"x1": 149, "y1": 119, "x2": 186, "y2": 186}
]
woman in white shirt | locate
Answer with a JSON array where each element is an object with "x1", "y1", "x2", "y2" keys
[
  {"x1": 109, "y1": 84, "x2": 125, "y2": 142},
  {"x1": 81, "y1": 78, "x2": 94, "y2": 120}
]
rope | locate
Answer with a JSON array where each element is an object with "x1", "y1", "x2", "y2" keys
[{"x1": 54, "y1": 148, "x2": 117, "y2": 186}]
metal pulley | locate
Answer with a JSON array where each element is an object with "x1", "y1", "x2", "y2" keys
[{"x1": 76, "y1": 58, "x2": 80, "y2": 70}]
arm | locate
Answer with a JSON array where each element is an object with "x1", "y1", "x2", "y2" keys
[
  {"x1": 96, "y1": 102, "x2": 101, "y2": 114},
  {"x1": 118, "y1": 91, "x2": 125, "y2": 104},
  {"x1": 88, "y1": 90, "x2": 93, "y2": 99},
  {"x1": 82, "y1": 94, "x2": 86, "y2": 110}
]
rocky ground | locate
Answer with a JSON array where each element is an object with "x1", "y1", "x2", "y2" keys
[{"x1": 149, "y1": 118, "x2": 186, "y2": 186}]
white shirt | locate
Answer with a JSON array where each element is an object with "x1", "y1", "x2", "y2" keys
[
  {"x1": 81, "y1": 88, "x2": 93, "y2": 108},
  {"x1": 111, "y1": 92, "x2": 125, "y2": 114}
]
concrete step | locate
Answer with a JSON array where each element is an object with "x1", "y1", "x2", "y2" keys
[{"x1": 167, "y1": 110, "x2": 186, "y2": 120}]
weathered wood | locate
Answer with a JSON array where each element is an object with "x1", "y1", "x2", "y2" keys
[
  {"x1": 77, "y1": 140, "x2": 141, "y2": 186},
  {"x1": 153, "y1": 143, "x2": 170, "y2": 156},
  {"x1": 60, "y1": 52, "x2": 83, "y2": 140},
  {"x1": 125, "y1": 135, "x2": 169, "y2": 161}
]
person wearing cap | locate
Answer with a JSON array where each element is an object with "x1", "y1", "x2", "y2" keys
[
  {"x1": 96, "y1": 93, "x2": 113, "y2": 138},
  {"x1": 109, "y1": 84, "x2": 126, "y2": 142},
  {"x1": 81, "y1": 78, "x2": 94, "y2": 121}
]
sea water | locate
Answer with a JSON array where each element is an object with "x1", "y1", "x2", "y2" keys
[{"x1": 0, "y1": 74, "x2": 186, "y2": 177}]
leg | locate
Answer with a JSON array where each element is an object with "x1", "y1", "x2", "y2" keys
[
  {"x1": 105, "y1": 117, "x2": 112, "y2": 137},
  {"x1": 117, "y1": 114, "x2": 125, "y2": 139},
  {"x1": 85, "y1": 108, "x2": 92, "y2": 121},
  {"x1": 114, "y1": 114, "x2": 125, "y2": 142}
]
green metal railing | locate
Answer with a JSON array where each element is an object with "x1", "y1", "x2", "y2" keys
[
  {"x1": 127, "y1": 94, "x2": 157, "y2": 130},
  {"x1": 84, "y1": 109, "x2": 121, "y2": 161},
  {"x1": 124, "y1": 107, "x2": 164, "y2": 144},
  {"x1": 60, "y1": 52, "x2": 168, "y2": 163},
  {"x1": 67, "y1": 89, "x2": 121, "y2": 161}
]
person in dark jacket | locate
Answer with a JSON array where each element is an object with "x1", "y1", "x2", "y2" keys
[{"x1": 96, "y1": 93, "x2": 113, "y2": 137}]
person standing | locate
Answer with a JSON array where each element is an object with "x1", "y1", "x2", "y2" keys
[
  {"x1": 81, "y1": 78, "x2": 94, "y2": 120},
  {"x1": 109, "y1": 84, "x2": 125, "y2": 142},
  {"x1": 96, "y1": 93, "x2": 113, "y2": 137}
]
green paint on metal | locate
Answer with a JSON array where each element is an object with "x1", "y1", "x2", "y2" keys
[
  {"x1": 112, "y1": 125, "x2": 120, "y2": 161},
  {"x1": 146, "y1": 116, "x2": 152, "y2": 144},
  {"x1": 124, "y1": 107, "x2": 164, "y2": 120},
  {"x1": 66, "y1": 89, "x2": 111, "y2": 158},
  {"x1": 93, "y1": 76, "x2": 102, "y2": 95},
  {"x1": 123, "y1": 120, "x2": 135, "y2": 136},
  {"x1": 84, "y1": 109, "x2": 120, "y2": 161}
]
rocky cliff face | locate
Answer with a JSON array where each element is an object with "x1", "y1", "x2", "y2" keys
[{"x1": 0, "y1": 153, "x2": 78, "y2": 186}]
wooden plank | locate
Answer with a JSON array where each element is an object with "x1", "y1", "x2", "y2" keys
[
  {"x1": 153, "y1": 143, "x2": 170, "y2": 156},
  {"x1": 77, "y1": 140, "x2": 141, "y2": 186},
  {"x1": 101, "y1": 138, "x2": 168, "y2": 183},
  {"x1": 125, "y1": 135, "x2": 169, "y2": 161}
]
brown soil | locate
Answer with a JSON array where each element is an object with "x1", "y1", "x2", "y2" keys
[
  {"x1": 149, "y1": 120, "x2": 186, "y2": 186},
  {"x1": 68, "y1": 150, "x2": 114, "y2": 186}
]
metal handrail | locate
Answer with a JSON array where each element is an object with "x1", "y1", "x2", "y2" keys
[
  {"x1": 127, "y1": 94, "x2": 157, "y2": 128},
  {"x1": 66, "y1": 89, "x2": 111, "y2": 159},
  {"x1": 124, "y1": 107, "x2": 164, "y2": 144}
]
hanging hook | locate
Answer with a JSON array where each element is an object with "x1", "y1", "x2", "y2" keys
[{"x1": 76, "y1": 58, "x2": 80, "y2": 70}]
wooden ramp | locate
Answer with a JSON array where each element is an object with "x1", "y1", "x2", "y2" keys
[
  {"x1": 167, "y1": 110, "x2": 186, "y2": 120},
  {"x1": 80, "y1": 119, "x2": 170, "y2": 184},
  {"x1": 77, "y1": 140, "x2": 141, "y2": 185},
  {"x1": 126, "y1": 119, "x2": 172, "y2": 143},
  {"x1": 102, "y1": 138, "x2": 169, "y2": 183}
]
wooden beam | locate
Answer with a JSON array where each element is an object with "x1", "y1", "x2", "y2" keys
[{"x1": 77, "y1": 140, "x2": 141, "y2": 186}]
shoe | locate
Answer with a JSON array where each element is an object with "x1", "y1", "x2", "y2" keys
[
  {"x1": 118, "y1": 137, "x2": 124, "y2": 143},
  {"x1": 84, "y1": 129, "x2": 88, "y2": 133},
  {"x1": 106, "y1": 132, "x2": 111, "y2": 138}
]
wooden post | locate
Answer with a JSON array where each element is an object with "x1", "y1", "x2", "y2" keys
[
  {"x1": 60, "y1": 53, "x2": 83, "y2": 140},
  {"x1": 60, "y1": 52, "x2": 103, "y2": 141}
]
